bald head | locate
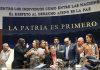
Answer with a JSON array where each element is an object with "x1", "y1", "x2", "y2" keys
[
  {"x1": 3, "y1": 43, "x2": 9, "y2": 47},
  {"x1": 77, "y1": 37, "x2": 84, "y2": 46},
  {"x1": 3, "y1": 43, "x2": 9, "y2": 52},
  {"x1": 78, "y1": 37, "x2": 84, "y2": 41}
]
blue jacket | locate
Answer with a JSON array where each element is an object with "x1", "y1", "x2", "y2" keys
[{"x1": 63, "y1": 43, "x2": 79, "y2": 65}]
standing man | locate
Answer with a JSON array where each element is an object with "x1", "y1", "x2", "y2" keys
[
  {"x1": 53, "y1": 37, "x2": 64, "y2": 60},
  {"x1": 0, "y1": 43, "x2": 11, "y2": 68},
  {"x1": 63, "y1": 37, "x2": 79, "y2": 70},
  {"x1": 12, "y1": 38, "x2": 29, "y2": 69},
  {"x1": 76, "y1": 37, "x2": 85, "y2": 65},
  {"x1": 77, "y1": 37, "x2": 84, "y2": 57},
  {"x1": 53, "y1": 37, "x2": 64, "y2": 52}
]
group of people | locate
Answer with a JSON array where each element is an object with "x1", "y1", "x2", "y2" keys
[{"x1": 0, "y1": 34, "x2": 99, "y2": 70}]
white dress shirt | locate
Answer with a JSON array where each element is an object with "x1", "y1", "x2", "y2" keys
[
  {"x1": 66, "y1": 46, "x2": 70, "y2": 60},
  {"x1": 0, "y1": 48, "x2": 11, "y2": 62}
]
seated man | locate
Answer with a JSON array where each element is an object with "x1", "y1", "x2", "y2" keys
[{"x1": 0, "y1": 43, "x2": 11, "y2": 68}]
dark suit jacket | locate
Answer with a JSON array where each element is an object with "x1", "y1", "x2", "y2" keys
[
  {"x1": 12, "y1": 45, "x2": 29, "y2": 68},
  {"x1": 63, "y1": 43, "x2": 79, "y2": 65},
  {"x1": 54, "y1": 44, "x2": 64, "y2": 51}
]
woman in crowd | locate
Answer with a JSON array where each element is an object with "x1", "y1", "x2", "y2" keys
[
  {"x1": 24, "y1": 39, "x2": 40, "y2": 68},
  {"x1": 84, "y1": 34, "x2": 99, "y2": 59},
  {"x1": 44, "y1": 45, "x2": 64, "y2": 69},
  {"x1": 37, "y1": 40, "x2": 49, "y2": 59},
  {"x1": 83, "y1": 34, "x2": 99, "y2": 66}
]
